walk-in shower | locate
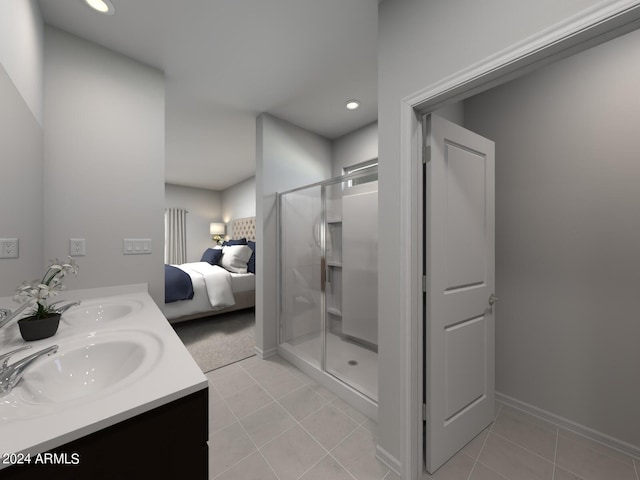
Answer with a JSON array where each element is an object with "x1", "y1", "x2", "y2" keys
[{"x1": 277, "y1": 166, "x2": 378, "y2": 417}]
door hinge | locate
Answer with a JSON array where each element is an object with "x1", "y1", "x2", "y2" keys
[
  {"x1": 422, "y1": 145, "x2": 431, "y2": 164},
  {"x1": 422, "y1": 275, "x2": 427, "y2": 293},
  {"x1": 422, "y1": 114, "x2": 430, "y2": 165},
  {"x1": 422, "y1": 403, "x2": 427, "y2": 421}
]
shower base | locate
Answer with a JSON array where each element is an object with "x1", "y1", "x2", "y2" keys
[{"x1": 279, "y1": 332, "x2": 378, "y2": 420}]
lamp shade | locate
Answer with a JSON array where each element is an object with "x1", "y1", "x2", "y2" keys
[{"x1": 210, "y1": 222, "x2": 226, "y2": 235}]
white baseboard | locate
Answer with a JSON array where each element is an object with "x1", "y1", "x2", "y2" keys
[
  {"x1": 255, "y1": 345, "x2": 277, "y2": 359},
  {"x1": 376, "y1": 444, "x2": 401, "y2": 477},
  {"x1": 496, "y1": 392, "x2": 640, "y2": 460}
]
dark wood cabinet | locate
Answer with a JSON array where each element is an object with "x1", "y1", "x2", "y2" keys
[{"x1": 2, "y1": 387, "x2": 208, "y2": 480}]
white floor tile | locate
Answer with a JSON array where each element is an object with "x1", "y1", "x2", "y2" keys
[{"x1": 208, "y1": 357, "x2": 640, "y2": 480}]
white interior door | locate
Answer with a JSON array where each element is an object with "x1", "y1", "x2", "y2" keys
[{"x1": 424, "y1": 113, "x2": 495, "y2": 473}]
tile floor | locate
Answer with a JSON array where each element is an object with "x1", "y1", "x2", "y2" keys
[
  {"x1": 207, "y1": 355, "x2": 396, "y2": 480},
  {"x1": 207, "y1": 355, "x2": 640, "y2": 480},
  {"x1": 430, "y1": 403, "x2": 640, "y2": 480}
]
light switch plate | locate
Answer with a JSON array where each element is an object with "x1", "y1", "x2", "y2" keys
[{"x1": 123, "y1": 238, "x2": 152, "y2": 255}]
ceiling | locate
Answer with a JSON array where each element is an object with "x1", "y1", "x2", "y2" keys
[{"x1": 37, "y1": 0, "x2": 379, "y2": 190}]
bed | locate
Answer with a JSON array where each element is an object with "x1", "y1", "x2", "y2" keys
[{"x1": 162, "y1": 217, "x2": 256, "y2": 324}]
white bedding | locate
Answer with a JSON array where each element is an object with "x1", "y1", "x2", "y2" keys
[
  {"x1": 229, "y1": 271, "x2": 255, "y2": 293},
  {"x1": 162, "y1": 262, "x2": 255, "y2": 321},
  {"x1": 180, "y1": 262, "x2": 235, "y2": 308}
]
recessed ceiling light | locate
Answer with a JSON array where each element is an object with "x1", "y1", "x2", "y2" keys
[
  {"x1": 345, "y1": 100, "x2": 360, "y2": 110},
  {"x1": 85, "y1": 0, "x2": 115, "y2": 15}
]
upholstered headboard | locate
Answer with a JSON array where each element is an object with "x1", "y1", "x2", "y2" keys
[{"x1": 230, "y1": 217, "x2": 256, "y2": 242}]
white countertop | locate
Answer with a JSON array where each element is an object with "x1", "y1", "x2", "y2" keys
[{"x1": 0, "y1": 284, "x2": 208, "y2": 467}]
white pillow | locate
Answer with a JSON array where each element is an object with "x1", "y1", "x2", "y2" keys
[{"x1": 221, "y1": 245, "x2": 252, "y2": 273}]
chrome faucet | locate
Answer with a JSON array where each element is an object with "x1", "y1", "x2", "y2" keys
[
  {"x1": 0, "y1": 344, "x2": 58, "y2": 397},
  {"x1": 48, "y1": 300, "x2": 81, "y2": 314},
  {"x1": 0, "y1": 299, "x2": 80, "y2": 331},
  {"x1": 0, "y1": 303, "x2": 32, "y2": 330}
]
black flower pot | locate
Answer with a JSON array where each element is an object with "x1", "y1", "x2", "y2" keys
[{"x1": 18, "y1": 314, "x2": 61, "y2": 341}]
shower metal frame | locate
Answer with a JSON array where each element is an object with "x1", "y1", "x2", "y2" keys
[{"x1": 276, "y1": 167, "x2": 379, "y2": 417}]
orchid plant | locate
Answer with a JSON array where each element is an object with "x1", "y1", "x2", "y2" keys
[{"x1": 14, "y1": 257, "x2": 79, "y2": 319}]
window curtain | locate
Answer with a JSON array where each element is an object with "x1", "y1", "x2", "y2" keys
[{"x1": 164, "y1": 208, "x2": 188, "y2": 264}]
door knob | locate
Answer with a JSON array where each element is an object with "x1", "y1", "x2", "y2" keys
[{"x1": 488, "y1": 293, "x2": 500, "y2": 306}]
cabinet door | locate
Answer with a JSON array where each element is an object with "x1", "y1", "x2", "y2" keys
[{"x1": 342, "y1": 187, "x2": 378, "y2": 345}]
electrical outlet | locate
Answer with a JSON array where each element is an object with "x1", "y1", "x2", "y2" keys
[
  {"x1": 70, "y1": 238, "x2": 86, "y2": 257},
  {"x1": 0, "y1": 238, "x2": 19, "y2": 259}
]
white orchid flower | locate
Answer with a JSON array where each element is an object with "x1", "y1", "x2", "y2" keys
[
  {"x1": 49, "y1": 277, "x2": 65, "y2": 292},
  {"x1": 14, "y1": 256, "x2": 79, "y2": 318},
  {"x1": 62, "y1": 257, "x2": 79, "y2": 275},
  {"x1": 48, "y1": 258, "x2": 63, "y2": 270},
  {"x1": 35, "y1": 284, "x2": 52, "y2": 301}
]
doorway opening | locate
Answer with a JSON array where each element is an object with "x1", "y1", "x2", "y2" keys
[{"x1": 406, "y1": 7, "x2": 640, "y2": 478}]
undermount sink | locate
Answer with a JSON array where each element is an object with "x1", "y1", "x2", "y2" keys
[
  {"x1": 62, "y1": 298, "x2": 143, "y2": 325},
  {"x1": 15, "y1": 330, "x2": 162, "y2": 406}
]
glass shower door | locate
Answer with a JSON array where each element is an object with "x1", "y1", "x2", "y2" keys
[
  {"x1": 279, "y1": 185, "x2": 323, "y2": 368},
  {"x1": 278, "y1": 167, "x2": 379, "y2": 403}
]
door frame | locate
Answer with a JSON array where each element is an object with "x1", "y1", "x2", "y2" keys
[{"x1": 397, "y1": 2, "x2": 640, "y2": 478}]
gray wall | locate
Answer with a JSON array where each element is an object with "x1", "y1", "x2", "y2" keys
[
  {"x1": 165, "y1": 184, "x2": 222, "y2": 263},
  {"x1": 434, "y1": 103, "x2": 464, "y2": 127},
  {"x1": 464, "y1": 26, "x2": 640, "y2": 448},
  {"x1": 44, "y1": 27, "x2": 165, "y2": 304},
  {"x1": 378, "y1": 0, "x2": 609, "y2": 463},
  {"x1": 256, "y1": 113, "x2": 332, "y2": 356},
  {"x1": 0, "y1": 0, "x2": 44, "y2": 297},
  {"x1": 222, "y1": 176, "x2": 256, "y2": 222},
  {"x1": 0, "y1": 65, "x2": 44, "y2": 297},
  {"x1": 0, "y1": 0, "x2": 43, "y2": 125},
  {"x1": 332, "y1": 121, "x2": 378, "y2": 177}
]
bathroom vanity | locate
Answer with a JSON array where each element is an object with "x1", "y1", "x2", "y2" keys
[{"x1": 0, "y1": 285, "x2": 208, "y2": 479}]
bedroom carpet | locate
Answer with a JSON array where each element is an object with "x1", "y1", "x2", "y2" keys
[{"x1": 172, "y1": 308, "x2": 256, "y2": 373}]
